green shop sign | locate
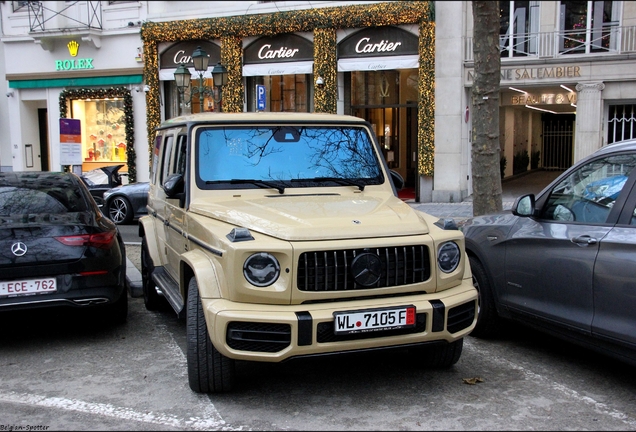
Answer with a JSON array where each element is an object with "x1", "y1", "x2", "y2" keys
[{"x1": 56, "y1": 58, "x2": 94, "y2": 70}]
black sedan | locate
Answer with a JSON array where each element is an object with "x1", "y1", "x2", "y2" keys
[
  {"x1": 80, "y1": 164, "x2": 125, "y2": 207},
  {"x1": 461, "y1": 139, "x2": 636, "y2": 366},
  {"x1": 0, "y1": 171, "x2": 128, "y2": 324},
  {"x1": 102, "y1": 181, "x2": 149, "y2": 224}
]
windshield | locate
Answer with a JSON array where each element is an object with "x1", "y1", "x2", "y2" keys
[{"x1": 195, "y1": 125, "x2": 383, "y2": 190}]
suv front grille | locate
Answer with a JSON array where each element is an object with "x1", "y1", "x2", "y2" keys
[{"x1": 297, "y1": 245, "x2": 430, "y2": 292}]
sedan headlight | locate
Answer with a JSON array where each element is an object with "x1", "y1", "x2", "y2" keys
[
  {"x1": 438, "y1": 241, "x2": 460, "y2": 273},
  {"x1": 243, "y1": 252, "x2": 281, "y2": 287}
]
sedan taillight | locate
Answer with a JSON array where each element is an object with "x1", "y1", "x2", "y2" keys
[{"x1": 55, "y1": 230, "x2": 116, "y2": 249}]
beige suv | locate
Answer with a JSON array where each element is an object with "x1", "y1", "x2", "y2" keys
[{"x1": 139, "y1": 112, "x2": 477, "y2": 393}]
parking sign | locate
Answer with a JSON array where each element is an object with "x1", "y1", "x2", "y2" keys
[{"x1": 256, "y1": 84, "x2": 266, "y2": 111}]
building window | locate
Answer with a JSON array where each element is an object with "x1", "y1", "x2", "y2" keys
[
  {"x1": 12, "y1": 1, "x2": 31, "y2": 12},
  {"x1": 559, "y1": 1, "x2": 618, "y2": 54},
  {"x1": 500, "y1": 1, "x2": 540, "y2": 57},
  {"x1": 608, "y1": 105, "x2": 636, "y2": 144}
]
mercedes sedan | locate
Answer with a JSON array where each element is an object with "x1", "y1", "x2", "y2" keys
[
  {"x1": 0, "y1": 171, "x2": 128, "y2": 324},
  {"x1": 461, "y1": 139, "x2": 636, "y2": 367}
]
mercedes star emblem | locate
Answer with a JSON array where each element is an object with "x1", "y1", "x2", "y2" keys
[
  {"x1": 11, "y1": 242, "x2": 27, "y2": 257},
  {"x1": 351, "y1": 252, "x2": 383, "y2": 287}
]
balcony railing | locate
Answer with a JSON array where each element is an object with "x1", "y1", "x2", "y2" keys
[
  {"x1": 465, "y1": 25, "x2": 636, "y2": 62},
  {"x1": 27, "y1": 1, "x2": 103, "y2": 33}
]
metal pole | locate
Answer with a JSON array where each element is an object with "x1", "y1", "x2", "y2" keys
[{"x1": 198, "y1": 73, "x2": 204, "y2": 113}]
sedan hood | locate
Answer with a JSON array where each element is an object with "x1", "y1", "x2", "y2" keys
[{"x1": 190, "y1": 194, "x2": 430, "y2": 241}]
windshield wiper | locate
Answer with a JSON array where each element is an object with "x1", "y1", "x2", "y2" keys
[
  {"x1": 306, "y1": 177, "x2": 366, "y2": 191},
  {"x1": 228, "y1": 179, "x2": 285, "y2": 194}
]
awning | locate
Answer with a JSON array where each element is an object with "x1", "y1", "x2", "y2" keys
[
  {"x1": 337, "y1": 55, "x2": 419, "y2": 72},
  {"x1": 9, "y1": 75, "x2": 143, "y2": 89},
  {"x1": 242, "y1": 60, "x2": 314, "y2": 77}
]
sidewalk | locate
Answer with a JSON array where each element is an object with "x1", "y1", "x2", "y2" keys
[
  {"x1": 124, "y1": 169, "x2": 563, "y2": 291},
  {"x1": 407, "y1": 169, "x2": 562, "y2": 220}
]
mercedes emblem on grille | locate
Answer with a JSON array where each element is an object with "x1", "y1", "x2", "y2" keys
[
  {"x1": 351, "y1": 252, "x2": 382, "y2": 286},
  {"x1": 11, "y1": 242, "x2": 27, "y2": 257}
]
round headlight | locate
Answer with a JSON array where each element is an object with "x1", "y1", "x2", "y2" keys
[
  {"x1": 243, "y1": 252, "x2": 281, "y2": 287},
  {"x1": 438, "y1": 242, "x2": 460, "y2": 273}
]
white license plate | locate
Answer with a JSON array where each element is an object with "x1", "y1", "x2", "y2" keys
[
  {"x1": 333, "y1": 305, "x2": 416, "y2": 335},
  {"x1": 0, "y1": 278, "x2": 57, "y2": 297}
]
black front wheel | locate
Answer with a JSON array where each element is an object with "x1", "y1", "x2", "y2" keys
[
  {"x1": 186, "y1": 276, "x2": 235, "y2": 393},
  {"x1": 469, "y1": 255, "x2": 500, "y2": 338},
  {"x1": 108, "y1": 196, "x2": 133, "y2": 225},
  {"x1": 409, "y1": 339, "x2": 463, "y2": 368}
]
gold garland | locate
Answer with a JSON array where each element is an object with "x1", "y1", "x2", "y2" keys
[{"x1": 141, "y1": 1, "x2": 435, "y2": 175}]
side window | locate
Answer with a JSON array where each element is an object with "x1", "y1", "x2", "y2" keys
[
  {"x1": 160, "y1": 136, "x2": 174, "y2": 186},
  {"x1": 541, "y1": 154, "x2": 636, "y2": 224},
  {"x1": 151, "y1": 135, "x2": 162, "y2": 185},
  {"x1": 173, "y1": 135, "x2": 187, "y2": 176}
]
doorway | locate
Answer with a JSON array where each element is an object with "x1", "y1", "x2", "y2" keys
[
  {"x1": 542, "y1": 113, "x2": 575, "y2": 170},
  {"x1": 38, "y1": 108, "x2": 50, "y2": 171}
]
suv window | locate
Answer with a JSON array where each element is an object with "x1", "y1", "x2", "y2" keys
[
  {"x1": 160, "y1": 135, "x2": 174, "y2": 186},
  {"x1": 195, "y1": 125, "x2": 383, "y2": 189},
  {"x1": 542, "y1": 153, "x2": 636, "y2": 223}
]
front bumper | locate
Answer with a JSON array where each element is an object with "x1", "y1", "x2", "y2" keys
[{"x1": 203, "y1": 278, "x2": 477, "y2": 362}]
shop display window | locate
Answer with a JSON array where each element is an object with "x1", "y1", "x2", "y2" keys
[
  {"x1": 246, "y1": 75, "x2": 309, "y2": 112},
  {"x1": 71, "y1": 98, "x2": 127, "y2": 170}
]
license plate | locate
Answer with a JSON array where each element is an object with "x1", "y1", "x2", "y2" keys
[
  {"x1": 333, "y1": 305, "x2": 416, "y2": 335},
  {"x1": 0, "y1": 278, "x2": 57, "y2": 297}
]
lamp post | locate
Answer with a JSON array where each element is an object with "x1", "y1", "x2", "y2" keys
[
  {"x1": 211, "y1": 62, "x2": 228, "y2": 112},
  {"x1": 173, "y1": 46, "x2": 227, "y2": 114}
]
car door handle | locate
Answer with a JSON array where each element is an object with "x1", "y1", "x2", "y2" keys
[{"x1": 571, "y1": 235, "x2": 598, "y2": 246}]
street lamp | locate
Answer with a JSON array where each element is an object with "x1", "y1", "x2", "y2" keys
[{"x1": 174, "y1": 46, "x2": 227, "y2": 113}]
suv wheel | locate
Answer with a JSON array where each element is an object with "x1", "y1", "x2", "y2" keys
[
  {"x1": 108, "y1": 196, "x2": 133, "y2": 225},
  {"x1": 469, "y1": 255, "x2": 500, "y2": 338},
  {"x1": 141, "y1": 237, "x2": 165, "y2": 311},
  {"x1": 186, "y1": 276, "x2": 235, "y2": 393},
  {"x1": 409, "y1": 339, "x2": 463, "y2": 368}
]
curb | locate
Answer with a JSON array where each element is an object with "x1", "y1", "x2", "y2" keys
[{"x1": 125, "y1": 255, "x2": 143, "y2": 298}]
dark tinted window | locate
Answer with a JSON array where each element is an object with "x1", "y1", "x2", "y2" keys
[{"x1": 0, "y1": 174, "x2": 88, "y2": 215}]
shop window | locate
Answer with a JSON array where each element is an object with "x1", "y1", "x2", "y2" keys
[
  {"x1": 246, "y1": 75, "x2": 309, "y2": 112},
  {"x1": 71, "y1": 98, "x2": 127, "y2": 167},
  {"x1": 608, "y1": 105, "x2": 636, "y2": 144}
]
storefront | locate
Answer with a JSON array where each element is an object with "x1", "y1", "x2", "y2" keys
[
  {"x1": 158, "y1": 40, "x2": 222, "y2": 118},
  {"x1": 337, "y1": 25, "x2": 420, "y2": 195},
  {"x1": 140, "y1": 1, "x2": 435, "y2": 198},
  {"x1": 5, "y1": 33, "x2": 146, "y2": 182},
  {"x1": 243, "y1": 33, "x2": 315, "y2": 113}
]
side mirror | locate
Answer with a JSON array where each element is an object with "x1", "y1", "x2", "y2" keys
[
  {"x1": 163, "y1": 173, "x2": 184, "y2": 198},
  {"x1": 512, "y1": 194, "x2": 535, "y2": 217},
  {"x1": 390, "y1": 170, "x2": 405, "y2": 191}
]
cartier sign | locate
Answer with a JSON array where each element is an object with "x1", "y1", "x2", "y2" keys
[
  {"x1": 244, "y1": 34, "x2": 313, "y2": 64},
  {"x1": 160, "y1": 40, "x2": 221, "y2": 69},
  {"x1": 338, "y1": 26, "x2": 418, "y2": 59}
]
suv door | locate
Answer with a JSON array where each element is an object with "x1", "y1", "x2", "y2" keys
[
  {"x1": 502, "y1": 153, "x2": 636, "y2": 331},
  {"x1": 592, "y1": 161, "x2": 636, "y2": 348},
  {"x1": 163, "y1": 134, "x2": 189, "y2": 284}
]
